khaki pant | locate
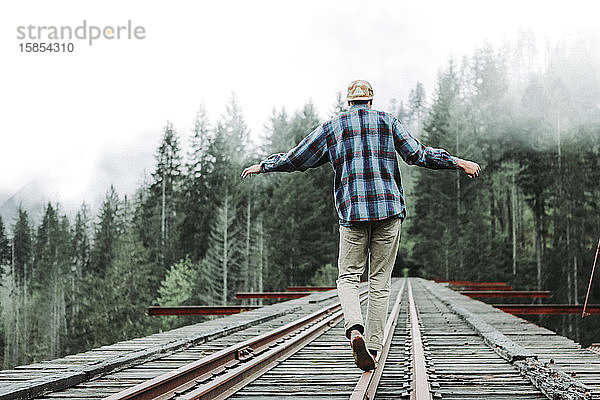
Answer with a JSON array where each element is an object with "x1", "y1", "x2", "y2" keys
[{"x1": 336, "y1": 217, "x2": 401, "y2": 352}]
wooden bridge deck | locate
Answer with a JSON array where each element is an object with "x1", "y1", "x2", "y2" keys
[{"x1": 0, "y1": 278, "x2": 598, "y2": 399}]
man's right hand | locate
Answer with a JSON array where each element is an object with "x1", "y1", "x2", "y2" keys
[{"x1": 457, "y1": 158, "x2": 481, "y2": 178}]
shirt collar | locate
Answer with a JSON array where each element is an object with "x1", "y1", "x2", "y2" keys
[{"x1": 349, "y1": 104, "x2": 370, "y2": 111}]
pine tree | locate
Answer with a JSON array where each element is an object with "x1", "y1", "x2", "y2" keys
[
  {"x1": 2, "y1": 208, "x2": 32, "y2": 367},
  {"x1": 202, "y1": 191, "x2": 241, "y2": 305},
  {"x1": 90, "y1": 186, "x2": 121, "y2": 277},
  {"x1": 29, "y1": 203, "x2": 71, "y2": 359},
  {"x1": 180, "y1": 104, "x2": 213, "y2": 261},
  {"x1": 157, "y1": 256, "x2": 197, "y2": 307},
  {"x1": 221, "y1": 93, "x2": 250, "y2": 161},
  {"x1": 389, "y1": 98, "x2": 409, "y2": 121},
  {"x1": 139, "y1": 122, "x2": 184, "y2": 278},
  {"x1": 13, "y1": 207, "x2": 32, "y2": 289},
  {"x1": 77, "y1": 200, "x2": 157, "y2": 349},
  {"x1": 188, "y1": 94, "x2": 252, "y2": 305},
  {"x1": 70, "y1": 203, "x2": 90, "y2": 325},
  {"x1": 156, "y1": 256, "x2": 198, "y2": 328},
  {"x1": 408, "y1": 82, "x2": 427, "y2": 134},
  {"x1": 154, "y1": 122, "x2": 183, "y2": 268},
  {"x1": 262, "y1": 108, "x2": 290, "y2": 155},
  {"x1": 207, "y1": 93, "x2": 251, "y2": 197},
  {"x1": 0, "y1": 216, "x2": 10, "y2": 271},
  {"x1": 1, "y1": 266, "x2": 19, "y2": 368},
  {"x1": 105, "y1": 225, "x2": 156, "y2": 341}
]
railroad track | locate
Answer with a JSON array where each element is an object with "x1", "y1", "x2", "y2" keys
[
  {"x1": 350, "y1": 280, "x2": 406, "y2": 400},
  {"x1": 225, "y1": 279, "x2": 596, "y2": 400},
  {"x1": 103, "y1": 289, "x2": 372, "y2": 400},
  {"x1": 22, "y1": 278, "x2": 600, "y2": 399},
  {"x1": 410, "y1": 280, "x2": 594, "y2": 400}
]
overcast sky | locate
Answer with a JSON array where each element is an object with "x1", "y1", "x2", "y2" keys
[{"x1": 1, "y1": 0, "x2": 599, "y2": 212}]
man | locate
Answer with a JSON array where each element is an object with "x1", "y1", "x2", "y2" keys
[{"x1": 242, "y1": 79, "x2": 480, "y2": 371}]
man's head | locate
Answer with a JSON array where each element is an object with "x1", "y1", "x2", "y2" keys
[{"x1": 347, "y1": 79, "x2": 373, "y2": 107}]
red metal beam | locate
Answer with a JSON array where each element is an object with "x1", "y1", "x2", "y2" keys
[
  {"x1": 452, "y1": 284, "x2": 514, "y2": 291},
  {"x1": 435, "y1": 279, "x2": 509, "y2": 286},
  {"x1": 495, "y1": 304, "x2": 600, "y2": 315},
  {"x1": 286, "y1": 286, "x2": 336, "y2": 292},
  {"x1": 460, "y1": 290, "x2": 552, "y2": 298},
  {"x1": 235, "y1": 291, "x2": 310, "y2": 299},
  {"x1": 148, "y1": 306, "x2": 261, "y2": 316}
]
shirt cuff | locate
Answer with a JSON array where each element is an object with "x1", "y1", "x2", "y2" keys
[{"x1": 451, "y1": 156, "x2": 459, "y2": 169}]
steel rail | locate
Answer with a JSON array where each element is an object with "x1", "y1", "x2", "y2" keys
[
  {"x1": 408, "y1": 280, "x2": 433, "y2": 400},
  {"x1": 105, "y1": 289, "x2": 369, "y2": 400},
  {"x1": 350, "y1": 280, "x2": 406, "y2": 400}
]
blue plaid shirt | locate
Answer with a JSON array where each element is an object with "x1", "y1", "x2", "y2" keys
[{"x1": 260, "y1": 104, "x2": 458, "y2": 224}]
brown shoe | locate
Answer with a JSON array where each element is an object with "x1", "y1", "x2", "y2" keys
[{"x1": 350, "y1": 330, "x2": 376, "y2": 371}]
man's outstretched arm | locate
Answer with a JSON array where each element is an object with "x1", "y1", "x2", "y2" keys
[
  {"x1": 391, "y1": 117, "x2": 480, "y2": 178},
  {"x1": 241, "y1": 124, "x2": 329, "y2": 178}
]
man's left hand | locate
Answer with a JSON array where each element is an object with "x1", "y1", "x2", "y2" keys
[
  {"x1": 242, "y1": 164, "x2": 261, "y2": 178},
  {"x1": 457, "y1": 158, "x2": 481, "y2": 178}
]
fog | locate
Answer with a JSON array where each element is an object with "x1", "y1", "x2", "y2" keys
[{"x1": 0, "y1": 0, "x2": 599, "y2": 223}]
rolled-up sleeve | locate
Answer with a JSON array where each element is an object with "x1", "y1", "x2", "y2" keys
[
  {"x1": 260, "y1": 124, "x2": 330, "y2": 173},
  {"x1": 391, "y1": 118, "x2": 457, "y2": 169}
]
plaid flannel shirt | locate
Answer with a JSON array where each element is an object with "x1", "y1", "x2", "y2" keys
[{"x1": 260, "y1": 104, "x2": 458, "y2": 224}]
